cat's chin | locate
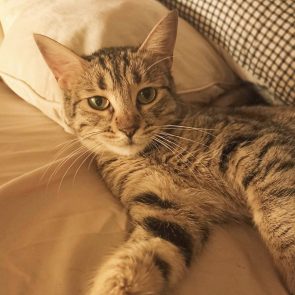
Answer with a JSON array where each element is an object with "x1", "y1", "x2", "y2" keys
[{"x1": 103, "y1": 142, "x2": 146, "y2": 157}]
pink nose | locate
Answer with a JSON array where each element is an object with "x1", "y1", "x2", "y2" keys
[
  {"x1": 116, "y1": 113, "x2": 140, "y2": 139},
  {"x1": 118, "y1": 125, "x2": 139, "y2": 138}
]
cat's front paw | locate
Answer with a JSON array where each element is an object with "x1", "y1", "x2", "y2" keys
[
  {"x1": 89, "y1": 274, "x2": 134, "y2": 295},
  {"x1": 88, "y1": 253, "x2": 165, "y2": 295},
  {"x1": 88, "y1": 272, "x2": 163, "y2": 295}
]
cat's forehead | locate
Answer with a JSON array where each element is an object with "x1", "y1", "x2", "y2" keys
[{"x1": 82, "y1": 47, "x2": 167, "y2": 91}]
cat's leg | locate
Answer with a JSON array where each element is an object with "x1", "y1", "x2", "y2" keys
[
  {"x1": 230, "y1": 139, "x2": 295, "y2": 293},
  {"x1": 87, "y1": 193, "x2": 210, "y2": 295},
  {"x1": 246, "y1": 186, "x2": 295, "y2": 294},
  {"x1": 88, "y1": 225, "x2": 187, "y2": 295}
]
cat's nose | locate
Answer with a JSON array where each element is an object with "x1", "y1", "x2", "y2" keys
[{"x1": 118, "y1": 126, "x2": 139, "y2": 139}]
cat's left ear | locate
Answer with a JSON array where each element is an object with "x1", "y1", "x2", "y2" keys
[
  {"x1": 34, "y1": 34, "x2": 88, "y2": 90},
  {"x1": 138, "y1": 10, "x2": 178, "y2": 68}
]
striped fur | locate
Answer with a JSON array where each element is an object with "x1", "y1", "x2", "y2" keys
[
  {"x1": 34, "y1": 11, "x2": 295, "y2": 295},
  {"x1": 90, "y1": 105, "x2": 295, "y2": 295}
]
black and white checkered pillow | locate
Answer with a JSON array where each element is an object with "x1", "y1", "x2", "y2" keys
[{"x1": 159, "y1": 0, "x2": 295, "y2": 105}]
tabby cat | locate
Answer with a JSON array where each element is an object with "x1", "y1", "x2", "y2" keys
[{"x1": 34, "y1": 11, "x2": 295, "y2": 295}]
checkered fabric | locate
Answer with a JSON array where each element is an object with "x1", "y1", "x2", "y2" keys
[{"x1": 158, "y1": 0, "x2": 295, "y2": 105}]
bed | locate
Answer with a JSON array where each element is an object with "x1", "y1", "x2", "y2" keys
[{"x1": 0, "y1": 0, "x2": 293, "y2": 294}]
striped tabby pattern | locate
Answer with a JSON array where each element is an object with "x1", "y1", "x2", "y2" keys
[{"x1": 34, "y1": 11, "x2": 295, "y2": 295}]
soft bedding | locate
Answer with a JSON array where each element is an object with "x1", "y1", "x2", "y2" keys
[
  {"x1": 0, "y1": 0, "x2": 293, "y2": 294},
  {"x1": 0, "y1": 79, "x2": 289, "y2": 294},
  {"x1": 159, "y1": 0, "x2": 295, "y2": 106}
]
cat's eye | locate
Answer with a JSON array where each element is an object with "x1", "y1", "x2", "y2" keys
[
  {"x1": 137, "y1": 87, "x2": 157, "y2": 105},
  {"x1": 88, "y1": 96, "x2": 110, "y2": 110}
]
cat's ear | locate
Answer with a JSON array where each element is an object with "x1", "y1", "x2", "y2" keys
[
  {"x1": 34, "y1": 34, "x2": 87, "y2": 89},
  {"x1": 138, "y1": 10, "x2": 178, "y2": 66}
]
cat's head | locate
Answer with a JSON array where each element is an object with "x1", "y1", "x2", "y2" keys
[{"x1": 34, "y1": 11, "x2": 180, "y2": 156}]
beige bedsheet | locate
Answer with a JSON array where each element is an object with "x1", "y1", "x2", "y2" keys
[{"x1": 0, "y1": 80, "x2": 289, "y2": 295}]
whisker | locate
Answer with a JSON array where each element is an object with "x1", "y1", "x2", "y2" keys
[
  {"x1": 54, "y1": 137, "x2": 80, "y2": 149},
  {"x1": 148, "y1": 125, "x2": 216, "y2": 143},
  {"x1": 57, "y1": 148, "x2": 90, "y2": 193},
  {"x1": 161, "y1": 132, "x2": 196, "y2": 143},
  {"x1": 157, "y1": 134, "x2": 182, "y2": 153},
  {"x1": 162, "y1": 137, "x2": 216, "y2": 182},
  {"x1": 157, "y1": 134, "x2": 192, "y2": 165},
  {"x1": 40, "y1": 139, "x2": 82, "y2": 182},
  {"x1": 154, "y1": 136, "x2": 175, "y2": 154},
  {"x1": 163, "y1": 124, "x2": 216, "y2": 135},
  {"x1": 160, "y1": 131, "x2": 211, "y2": 149},
  {"x1": 72, "y1": 150, "x2": 95, "y2": 185},
  {"x1": 87, "y1": 153, "x2": 97, "y2": 170},
  {"x1": 46, "y1": 146, "x2": 87, "y2": 188},
  {"x1": 157, "y1": 133, "x2": 206, "y2": 180},
  {"x1": 40, "y1": 131, "x2": 101, "y2": 182},
  {"x1": 156, "y1": 135, "x2": 202, "y2": 180}
]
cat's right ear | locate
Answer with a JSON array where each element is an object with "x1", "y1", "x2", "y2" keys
[{"x1": 34, "y1": 34, "x2": 87, "y2": 90}]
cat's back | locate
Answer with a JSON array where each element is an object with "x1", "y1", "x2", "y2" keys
[
  {"x1": 166, "y1": 104, "x2": 295, "y2": 185},
  {"x1": 181, "y1": 104, "x2": 295, "y2": 146}
]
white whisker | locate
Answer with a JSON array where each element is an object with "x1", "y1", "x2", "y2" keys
[
  {"x1": 161, "y1": 131, "x2": 212, "y2": 150},
  {"x1": 154, "y1": 136, "x2": 175, "y2": 154},
  {"x1": 72, "y1": 151, "x2": 95, "y2": 185},
  {"x1": 157, "y1": 132, "x2": 207, "y2": 180},
  {"x1": 57, "y1": 148, "x2": 90, "y2": 193},
  {"x1": 87, "y1": 153, "x2": 98, "y2": 170},
  {"x1": 42, "y1": 131, "x2": 104, "y2": 184},
  {"x1": 46, "y1": 146, "x2": 86, "y2": 189},
  {"x1": 163, "y1": 124, "x2": 216, "y2": 135},
  {"x1": 40, "y1": 139, "x2": 81, "y2": 182}
]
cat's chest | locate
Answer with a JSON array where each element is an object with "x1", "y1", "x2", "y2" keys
[
  {"x1": 96, "y1": 149, "x2": 214, "y2": 199},
  {"x1": 152, "y1": 149, "x2": 210, "y2": 182}
]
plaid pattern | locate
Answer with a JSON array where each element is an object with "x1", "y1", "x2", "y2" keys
[{"x1": 159, "y1": 0, "x2": 295, "y2": 105}]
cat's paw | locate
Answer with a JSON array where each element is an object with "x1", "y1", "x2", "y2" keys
[
  {"x1": 88, "y1": 272, "x2": 163, "y2": 295},
  {"x1": 88, "y1": 253, "x2": 165, "y2": 295},
  {"x1": 88, "y1": 274, "x2": 135, "y2": 295}
]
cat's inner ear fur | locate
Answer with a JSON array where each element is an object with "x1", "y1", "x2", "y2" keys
[
  {"x1": 138, "y1": 10, "x2": 178, "y2": 67},
  {"x1": 34, "y1": 34, "x2": 87, "y2": 89}
]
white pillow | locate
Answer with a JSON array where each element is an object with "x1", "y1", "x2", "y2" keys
[{"x1": 0, "y1": 0, "x2": 238, "y2": 133}]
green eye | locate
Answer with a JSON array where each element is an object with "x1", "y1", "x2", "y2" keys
[
  {"x1": 88, "y1": 96, "x2": 110, "y2": 110},
  {"x1": 137, "y1": 87, "x2": 157, "y2": 105}
]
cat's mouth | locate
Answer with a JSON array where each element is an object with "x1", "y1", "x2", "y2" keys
[
  {"x1": 82, "y1": 133, "x2": 146, "y2": 157},
  {"x1": 121, "y1": 138, "x2": 147, "y2": 153},
  {"x1": 81, "y1": 131, "x2": 152, "y2": 156},
  {"x1": 107, "y1": 141, "x2": 147, "y2": 156}
]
